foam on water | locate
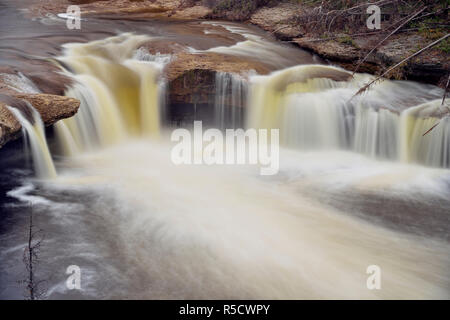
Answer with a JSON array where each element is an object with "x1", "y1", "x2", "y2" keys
[{"x1": 44, "y1": 139, "x2": 450, "y2": 299}]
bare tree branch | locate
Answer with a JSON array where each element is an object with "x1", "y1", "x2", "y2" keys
[
  {"x1": 21, "y1": 202, "x2": 47, "y2": 300},
  {"x1": 353, "y1": 33, "x2": 450, "y2": 99},
  {"x1": 353, "y1": 6, "x2": 427, "y2": 75},
  {"x1": 442, "y1": 74, "x2": 450, "y2": 107}
]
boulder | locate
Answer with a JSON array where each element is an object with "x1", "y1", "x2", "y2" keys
[
  {"x1": 164, "y1": 51, "x2": 267, "y2": 107},
  {"x1": 250, "y1": 3, "x2": 302, "y2": 40},
  {"x1": 0, "y1": 93, "x2": 80, "y2": 148}
]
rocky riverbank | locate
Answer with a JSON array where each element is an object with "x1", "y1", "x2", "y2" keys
[
  {"x1": 0, "y1": 0, "x2": 448, "y2": 148},
  {"x1": 247, "y1": 2, "x2": 449, "y2": 87},
  {"x1": 0, "y1": 92, "x2": 79, "y2": 148},
  {"x1": 27, "y1": 0, "x2": 449, "y2": 86}
]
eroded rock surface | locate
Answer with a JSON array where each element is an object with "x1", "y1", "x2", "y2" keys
[
  {"x1": 293, "y1": 34, "x2": 449, "y2": 84},
  {"x1": 24, "y1": 0, "x2": 449, "y2": 87},
  {"x1": 248, "y1": 4, "x2": 448, "y2": 86},
  {"x1": 28, "y1": 0, "x2": 211, "y2": 19},
  {"x1": 0, "y1": 102, "x2": 22, "y2": 148},
  {"x1": 0, "y1": 93, "x2": 80, "y2": 148},
  {"x1": 250, "y1": 3, "x2": 302, "y2": 40}
]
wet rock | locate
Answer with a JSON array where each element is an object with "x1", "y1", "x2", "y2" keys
[
  {"x1": 0, "y1": 102, "x2": 21, "y2": 148},
  {"x1": 250, "y1": 3, "x2": 302, "y2": 40},
  {"x1": 162, "y1": 51, "x2": 263, "y2": 126},
  {"x1": 171, "y1": 4, "x2": 212, "y2": 19},
  {"x1": 248, "y1": 2, "x2": 448, "y2": 87},
  {"x1": 163, "y1": 51, "x2": 266, "y2": 106},
  {"x1": 293, "y1": 37, "x2": 361, "y2": 63},
  {"x1": 292, "y1": 37, "x2": 380, "y2": 75},
  {"x1": 26, "y1": 0, "x2": 449, "y2": 88},
  {"x1": 68, "y1": 0, "x2": 108, "y2": 4},
  {"x1": 165, "y1": 52, "x2": 269, "y2": 83},
  {"x1": 0, "y1": 93, "x2": 80, "y2": 148},
  {"x1": 293, "y1": 34, "x2": 449, "y2": 85},
  {"x1": 13, "y1": 94, "x2": 80, "y2": 125},
  {"x1": 28, "y1": 0, "x2": 186, "y2": 18},
  {"x1": 169, "y1": 68, "x2": 216, "y2": 105},
  {"x1": 140, "y1": 39, "x2": 267, "y2": 104}
]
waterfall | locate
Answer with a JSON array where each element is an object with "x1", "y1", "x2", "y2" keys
[
  {"x1": 55, "y1": 34, "x2": 166, "y2": 155},
  {"x1": 7, "y1": 103, "x2": 57, "y2": 179},
  {"x1": 214, "y1": 72, "x2": 248, "y2": 129},
  {"x1": 248, "y1": 64, "x2": 448, "y2": 167},
  {"x1": 30, "y1": 33, "x2": 449, "y2": 170},
  {"x1": 400, "y1": 101, "x2": 450, "y2": 167}
]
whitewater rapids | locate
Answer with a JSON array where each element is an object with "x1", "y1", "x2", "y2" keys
[
  {"x1": 33, "y1": 137, "x2": 449, "y2": 299},
  {"x1": 2, "y1": 29, "x2": 449, "y2": 300}
]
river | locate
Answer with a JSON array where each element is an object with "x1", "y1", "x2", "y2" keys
[{"x1": 0, "y1": 0, "x2": 449, "y2": 299}]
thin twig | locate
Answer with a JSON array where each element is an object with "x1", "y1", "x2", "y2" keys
[
  {"x1": 290, "y1": 27, "x2": 427, "y2": 44},
  {"x1": 353, "y1": 6, "x2": 427, "y2": 75},
  {"x1": 353, "y1": 33, "x2": 450, "y2": 98},
  {"x1": 442, "y1": 74, "x2": 450, "y2": 107},
  {"x1": 423, "y1": 123, "x2": 440, "y2": 136}
]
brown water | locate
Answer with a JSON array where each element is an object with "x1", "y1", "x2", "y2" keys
[
  {"x1": 0, "y1": 0, "x2": 316, "y2": 93},
  {"x1": 0, "y1": 0, "x2": 449, "y2": 300}
]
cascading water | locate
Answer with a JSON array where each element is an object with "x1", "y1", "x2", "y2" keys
[
  {"x1": 0, "y1": 72, "x2": 41, "y2": 94},
  {"x1": 193, "y1": 22, "x2": 317, "y2": 69},
  {"x1": 248, "y1": 64, "x2": 449, "y2": 167},
  {"x1": 2, "y1": 26, "x2": 450, "y2": 300},
  {"x1": 214, "y1": 72, "x2": 248, "y2": 129},
  {"x1": 6, "y1": 34, "x2": 167, "y2": 179},
  {"x1": 55, "y1": 34, "x2": 166, "y2": 154},
  {"x1": 400, "y1": 102, "x2": 450, "y2": 167},
  {"x1": 47, "y1": 37, "x2": 450, "y2": 170},
  {"x1": 7, "y1": 103, "x2": 57, "y2": 179}
]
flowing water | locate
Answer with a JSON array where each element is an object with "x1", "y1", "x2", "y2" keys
[
  {"x1": 1, "y1": 0, "x2": 450, "y2": 300},
  {"x1": 248, "y1": 65, "x2": 449, "y2": 167},
  {"x1": 7, "y1": 104, "x2": 57, "y2": 179},
  {"x1": 214, "y1": 72, "x2": 248, "y2": 129}
]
